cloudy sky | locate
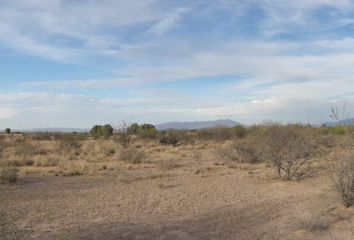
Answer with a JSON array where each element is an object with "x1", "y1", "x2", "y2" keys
[{"x1": 1, "y1": 0, "x2": 354, "y2": 129}]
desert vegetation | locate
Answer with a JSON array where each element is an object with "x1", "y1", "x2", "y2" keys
[{"x1": 1, "y1": 122, "x2": 354, "y2": 239}]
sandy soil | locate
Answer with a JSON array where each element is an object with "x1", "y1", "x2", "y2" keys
[{"x1": 2, "y1": 157, "x2": 354, "y2": 240}]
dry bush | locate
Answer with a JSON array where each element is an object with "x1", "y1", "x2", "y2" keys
[
  {"x1": 264, "y1": 125, "x2": 313, "y2": 180},
  {"x1": 215, "y1": 144, "x2": 239, "y2": 162},
  {"x1": 115, "y1": 121, "x2": 135, "y2": 149},
  {"x1": 215, "y1": 138, "x2": 263, "y2": 165},
  {"x1": 104, "y1": 148, "x2": 116, "y2": 157},
  {"x1": 159, "y1": 130, "x2": 184, "y2": 147},
  {"x1": 233, "y1": 139, "x2": 264, "y2": 163},
  {"x1": 119, "y1": 148, "x2": 144, "y2": 164},
  {"x1": 0, "y1": 168, "x2": 18, "y2": 184},
  {"x1": 233, "y1": 125, "x2": 247, "y2": 138},
  {"x1": 330, "y1": 148, "x2": 354, "y2": 207},
  {"x1": 197, "y1": 127, "x2": 234, "y2": 141}
]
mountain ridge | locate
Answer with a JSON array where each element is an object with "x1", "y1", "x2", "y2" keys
[
  {"x1": 324, "y1": 118, "x2": 354, "y2": 127},
  {"x1": 156, "y1": 119, "x2": 241, "y2": 130}
]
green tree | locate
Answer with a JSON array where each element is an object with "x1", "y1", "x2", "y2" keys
[
  {"x1": 137, "y1": 124, "x2": 157, "y2": 139},
  {"x1": 4, "y1": 128, "x2": 11, "y2": 134},
  {"x1": 128, "y1": 123, "x2": 139, "y2": 134},
  {"x1": 90, "y1": 124, "x2": 113, "y2": 139},
  {"x1": 102, "y1": 124, "x2": 113, "y2": 138}
]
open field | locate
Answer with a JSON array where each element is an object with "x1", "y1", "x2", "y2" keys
[{"x1": 1, "y1": 126, "x2": 354, "y2": 240}]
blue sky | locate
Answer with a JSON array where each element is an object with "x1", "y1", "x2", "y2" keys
[{"x1": 1, "y1": 0, "x2": 354, "y2": 129}]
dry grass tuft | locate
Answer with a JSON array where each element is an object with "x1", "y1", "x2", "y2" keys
[
  {"x1": 0, "y1": 167, "x2": 18, "y2": 184},
  {"x1": 119, "y1": 148, "x2": 144, "y2": 164}
]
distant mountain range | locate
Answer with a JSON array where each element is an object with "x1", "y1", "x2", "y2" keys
[
  {"x1": 156, "y1": 119, "x2": 241, "y2": 130},
  {"x1": 324, "y1": 118, "x2": 354, "y2": 127},
  {"x1": 13, "y1": 119, "x2": 241, "y2": 133},
  {"x1": 13, "y1": 118, "x2": 354, "y2": 133}
]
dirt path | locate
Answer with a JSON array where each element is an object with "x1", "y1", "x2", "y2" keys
[{"x1": 1, "y1": 165, "x2": 354, "y2": 240}]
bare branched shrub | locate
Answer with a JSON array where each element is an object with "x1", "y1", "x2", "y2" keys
[
  {"x1": 215, "y1": 145, "x2": 239, "y2": 162},
  {"x1": 330, "y1": 148, "x2": 354, "y2": 207},
  {"x1": 115, "y1": 121, "x2": 135, "y2": 149},
  {"x1": 159, "y1": 130, "x2": 183, "y2": 147},
  {"x1": 234, "y1": 141, "x2": 263, "y2": 163},
  {"x1": 215, "y1": 138, "x2": 263, "y2": 165},
  {"x1": 119, "y1": 147, "x2": 144, "y2": 164},
  {"x1": 328, "y1": 105, "x2": 354, "y2": 207},
  {"x1": 264, "y1": 125, "x2": 313, "y2": 180}
]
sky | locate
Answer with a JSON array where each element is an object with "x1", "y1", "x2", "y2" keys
[{"x1": 1, "y1": 0, "x2": 354, "y2": 129}]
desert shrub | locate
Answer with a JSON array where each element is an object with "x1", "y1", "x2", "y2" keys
[
  {"x1": 331, "y1": 148, "x2": 354, "y2": 207},
  {"x1": 215, "y1": 145, "x2": 239, "y2": 162},
  {"x1": 196, "y1": 129, "x2": 212, "y2": 140},
  {"x1": 105, "y1": 148, "x2": 116, "y2": 156},
  {"x1": 115, "y1": 122, "x2": 135, "y2": 149},
  {"x1": 24, "y1": 159, "x2": 34, "y2": 166},
  {"x1": 90, "y1": 124, "x2": 113, "y2": 139},
  {"x1": 119, "y1": 148, "x2": 144, "y2": 164},
  {"x1": 216, "y1": 138, "x2": 263, "y2": 164},
  {"x1": 0, "y1": 168, "x2": 18, "y2": 184},
  {"x1": 4, "y1": 128, "x2": 11, "y2": 134},
  {"x1": 233, "y1": 139, "x2": 264, "y2": 163},
  {"x1": 159, "y1": 131, "x2": 182, "y2": 147},
  {"x1": 233, "y1": 125, "x2": 247, "y2": 138},
  {"x1": 197, "y1": 127, "x2": 234, "y2": 141},
  {"x1": 197, "y1": 126, "x2": 247, "y2": 141},
  {"x1": 54, "y1": 132, "x2": 89, "y2": 141},
  {"x1": 263, "y1": 125, "x2": 313, "y2": 180}
]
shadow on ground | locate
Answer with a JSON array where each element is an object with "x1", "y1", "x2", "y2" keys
[{"x1": 47, "y1": 200, "x2": 294, "y2": 240}]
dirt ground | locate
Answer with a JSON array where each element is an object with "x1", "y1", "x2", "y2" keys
[{"x1": 2, "y1": 149, "x2": 354, "y2": 240}]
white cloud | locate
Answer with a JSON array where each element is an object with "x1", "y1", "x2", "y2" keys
[
  {"x1": 0, "y1": 107, "x2": 16, "y2": 119},
  {"x1": 148, "y1": 7, "x2": 190, "y2": 36},
  {"x1": 2, "y1": 1, "x2": 354, "y2": 127}
]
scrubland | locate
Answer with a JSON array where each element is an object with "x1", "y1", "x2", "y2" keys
[{"x1": 1, "y1": 124, "x2": 354, "y2": 240}]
